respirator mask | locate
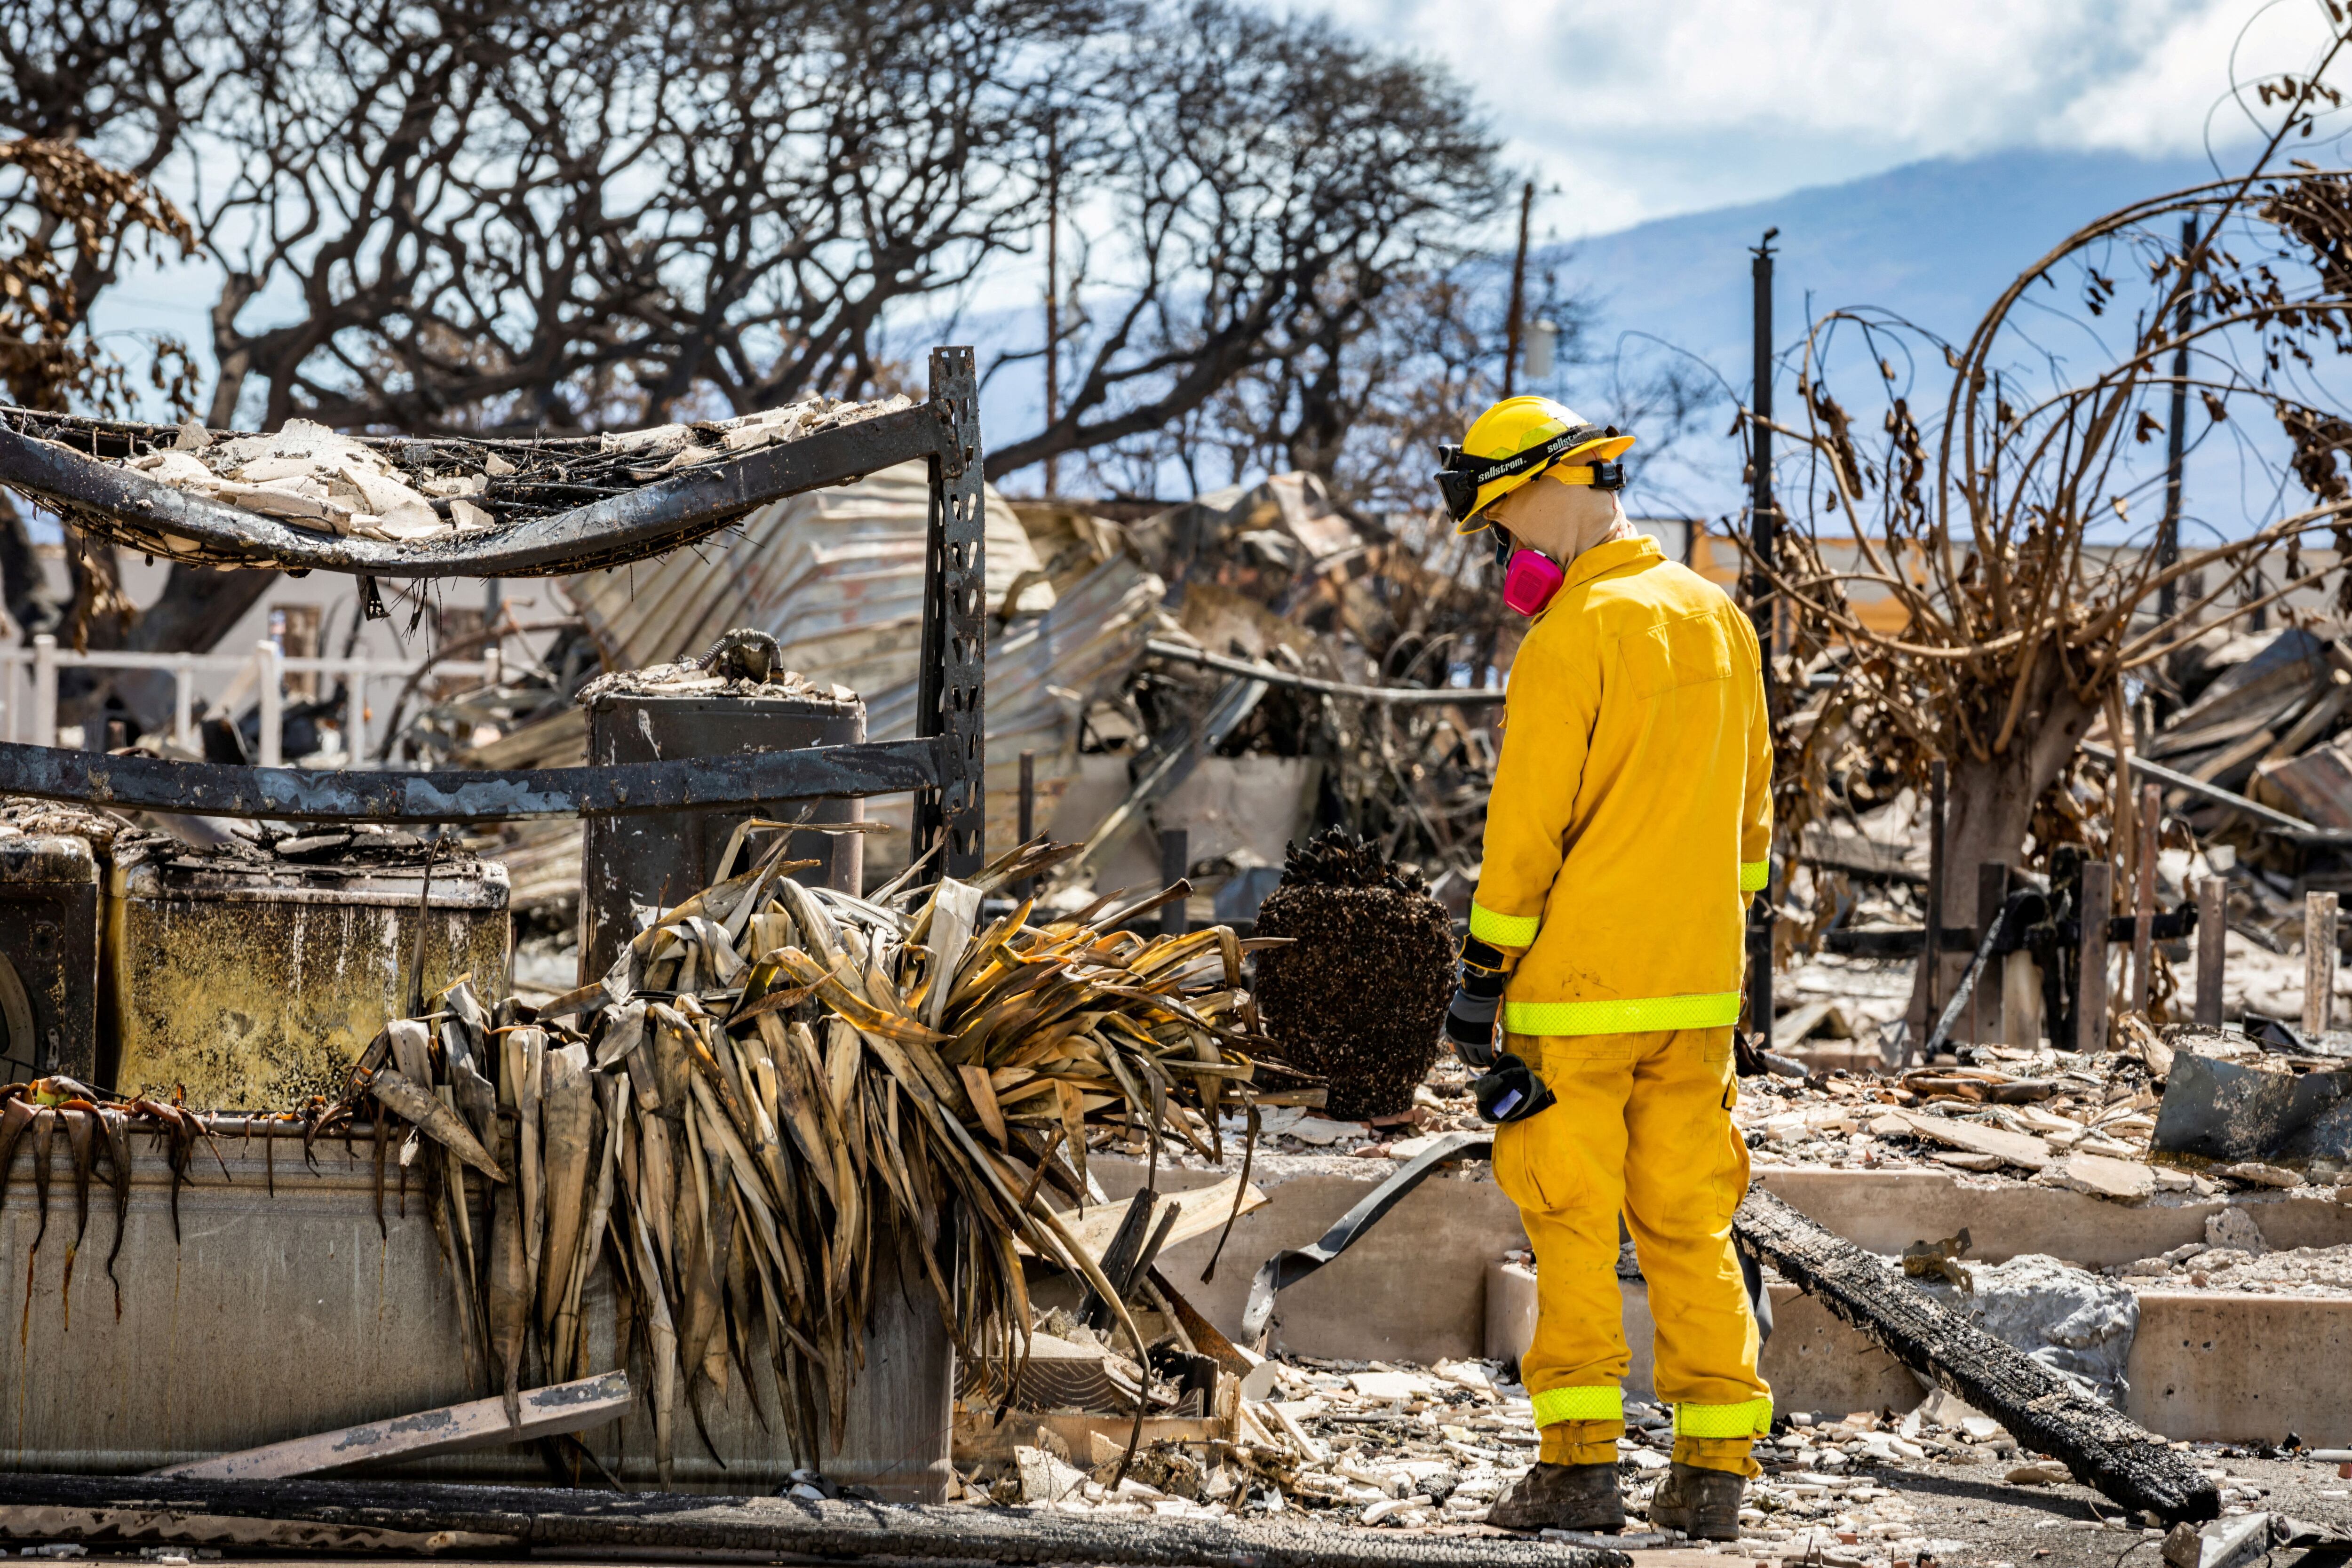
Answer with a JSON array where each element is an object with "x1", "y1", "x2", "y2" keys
[{"x1": 1495, "y1": 533, "x2": 1567, "y2": 617}]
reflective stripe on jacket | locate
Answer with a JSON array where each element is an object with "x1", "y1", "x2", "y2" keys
[{"x1": 1470, "y1": 535, "x2": 1771, "y2": 1035}]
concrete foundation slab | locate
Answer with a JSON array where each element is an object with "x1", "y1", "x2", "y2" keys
[
  {"x1": 1485, "y1": 1264, "x2": 2352, "y2": 1446},
  {"x1": 1098, "y1": 1153, "x2": 2352, "y2": 1445},
  {"x1": 1485, "y1": 1262, "x2": 1923, "y2": 1417}
]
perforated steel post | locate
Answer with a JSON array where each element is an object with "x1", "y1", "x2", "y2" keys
[{"x1": 915, "y1": 347, "x2": 987, "y2": 880}]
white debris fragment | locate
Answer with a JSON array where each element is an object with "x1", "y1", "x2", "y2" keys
[{"x1": 2207, "y1": 1207, "x2": 2268, "y2": 1254}]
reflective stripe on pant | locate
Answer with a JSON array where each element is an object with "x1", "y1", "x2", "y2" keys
[{"x1": 1493, "y1": 1026, "x2": 1770, "y2": 1476}]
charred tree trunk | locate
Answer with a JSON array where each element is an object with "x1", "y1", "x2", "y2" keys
[{"x1": 1904, "y1": 664, "x2": 2100, "y2": 1045}]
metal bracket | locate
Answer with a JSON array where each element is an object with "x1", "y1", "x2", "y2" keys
[
  {"x1": 913, "y1": 347, "x2": 986, "y2": 880},
  {"x1": 0, "y1": 349, "x2": 990, "y2": 873}
]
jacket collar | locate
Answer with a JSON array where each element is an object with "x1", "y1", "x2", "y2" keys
[{"x1": 1562, "y1": 533, "x2": 1663, "y2": 593}]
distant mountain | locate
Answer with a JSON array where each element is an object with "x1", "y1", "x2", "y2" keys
[
  {"x1": 1559, "y1": 146, "x2": 2225, "y2": 390},
  {"x1": 1541, "y1": 146, "x2": 2249, "y2": 524}
]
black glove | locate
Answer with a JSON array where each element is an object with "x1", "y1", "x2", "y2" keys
[
  {"x1": 1473, "y1": 1052, "x2": 1557, "y2": 1123},
  {"x1": 1446, "y1": 934, "x2": 1510, "y2": 1069}
]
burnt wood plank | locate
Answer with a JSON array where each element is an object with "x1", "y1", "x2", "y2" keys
[{"x1": 1734, "y1": 1187, "x2": 2218, "y2": 1523}]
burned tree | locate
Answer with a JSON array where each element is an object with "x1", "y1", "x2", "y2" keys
[
  {"x1": 985, "y1": 0, "x2": 1503, "y2": 489},
  {"x1": 1762, "y1": 42, "x2": 2352, "y2": 1030}
]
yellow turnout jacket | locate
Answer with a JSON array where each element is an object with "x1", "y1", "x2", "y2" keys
[{"x1": 1469, "y1": 535, "x2": 1772, "y2": 1035}]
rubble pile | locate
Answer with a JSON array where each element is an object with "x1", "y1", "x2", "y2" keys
[{"x1": 952, "y1": 1346, "x2": 2071, "y2": 1559}]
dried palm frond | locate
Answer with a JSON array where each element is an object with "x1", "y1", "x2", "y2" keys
[{"x1": 339, "y1": 833, "x2": 1288, "y2": 1484}]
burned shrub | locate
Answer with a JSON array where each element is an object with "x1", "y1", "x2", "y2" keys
[{"x1": 1251, "y1": 829, "x2": 1452, "y2": 1120}]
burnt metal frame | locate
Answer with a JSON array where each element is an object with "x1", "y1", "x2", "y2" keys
[{"x1": 0, "y1": 348, "x2": 987, "y2": 879}]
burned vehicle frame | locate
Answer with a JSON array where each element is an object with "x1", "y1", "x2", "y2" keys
[{"x1": 0, "y1": 348, "x2": 989, "y2": 878}]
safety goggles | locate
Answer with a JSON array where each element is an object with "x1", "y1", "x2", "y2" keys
[{"x1": 1433, "y1": 424, "x2": 1626, "y2": 525}]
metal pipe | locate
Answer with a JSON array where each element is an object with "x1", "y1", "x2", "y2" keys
[
  {"x1": 1748, "y1": 227, "x2": 1780, "y2": 1043},
  {"x1": 256, "y1": 639, "x2": 284, "y2": 767},
  {"x1": 1144, "y1": 639, "x2": 1504, "y2": 705},
  {"x1": 2158, "y1": 217, "x2": 2197, "y2": 625},
  {"x1": 0, "y1": 734, "x2": 949, "y2": 822},
  {"x1": 2077, "y1": 740, "x2": 2320, "y2": 834},
  {"x1": 31, "y1": 633, "x2": 56, "y2": 748}
]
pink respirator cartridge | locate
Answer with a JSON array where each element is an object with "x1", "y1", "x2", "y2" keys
[{"x1": 1502, "y1": 549, "x2": 1566, "y2": 617}]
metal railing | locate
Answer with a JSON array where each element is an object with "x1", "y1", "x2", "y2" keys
[{"x1": 0, "y1": 633, "x2": 494, "y2": 766}]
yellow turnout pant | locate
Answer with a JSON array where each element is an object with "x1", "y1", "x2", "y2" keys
[{"x1": 1493, "y1": 1027, "x2": 1770, "y2": 1476}]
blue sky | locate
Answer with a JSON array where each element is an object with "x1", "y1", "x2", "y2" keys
[{"x1": 1309, "y1": 0, "x2": 2313, "y2": 237}]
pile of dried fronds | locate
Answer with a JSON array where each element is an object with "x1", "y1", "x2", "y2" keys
[{"x1": 338, "y1": 832, "x2": 1284, "y2": 1482}]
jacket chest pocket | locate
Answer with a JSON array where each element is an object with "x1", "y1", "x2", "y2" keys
[{"x1": 1621, "y1": 612, "x2": 1735, "y2": 700}]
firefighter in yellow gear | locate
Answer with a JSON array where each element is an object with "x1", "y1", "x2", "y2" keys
[{"x1": 1432, "y1": 396, "x2": 1772, "y2": 1540}]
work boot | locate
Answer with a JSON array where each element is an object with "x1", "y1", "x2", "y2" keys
[
  {"x1": 1646, "y1": 1461, "x2": 1745, "y2": 1541},
  {"x1": 1484, "y1": 1462, "x2": 1626, "y2": 1532}
]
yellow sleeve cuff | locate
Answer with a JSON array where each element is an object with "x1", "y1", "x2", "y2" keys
[
  {"x1": 1739, "y1": 859, "x2": 1769, "y2": 893},
  {"x1": 1469, "y1": 900, "x2": 1541, "y2": 947}
]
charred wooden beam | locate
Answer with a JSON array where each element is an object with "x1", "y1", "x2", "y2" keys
[
  {"x1": 1734, "y1": 1187, "x2": 2219, "y2": 1524},
  {"x1": 0, "y1": 1472, "x2": 1630, "y2": 1568}
]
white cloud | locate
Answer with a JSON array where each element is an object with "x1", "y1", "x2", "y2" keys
[{"x1": 1310, "y1": 0, "x2": 2321, "y2": 234}]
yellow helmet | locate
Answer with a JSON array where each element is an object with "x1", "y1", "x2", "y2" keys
[{"x1": 1434, "y1": 396, "x2": 1636, "y2": 534}]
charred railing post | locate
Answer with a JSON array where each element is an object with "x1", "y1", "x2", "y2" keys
[
  {"x1": 1971, "y1": 861, "x2": 2008, "y2": 1049},
  {"x1": 2076, "y1": 860, "x2": 2112, "y2": 1051},
  {"x1": 2196, "y1": 875, "x2": 2227, "y2": 1027},
  {"x1": 915, "y1": 347, "x2": 986, "y2": 882}
]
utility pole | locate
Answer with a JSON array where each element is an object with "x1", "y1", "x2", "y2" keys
[
  {"x1": 1042, "y1": 127, "x2": 1062, "y2": 499},
  {"x1": 1748, "y1": 226, "x2": 1779, "y2": 1043},
  {"x1": 1502, "y1": 179, "x2": 1534, "y2": 397},
  {"x1": 2158, "y1": 216, "x2": 2197, "y2": 624}
]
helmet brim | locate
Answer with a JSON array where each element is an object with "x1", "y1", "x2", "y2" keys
[{"x1": 1451, "y1": 432, "x2": 1638, "y2": 534}]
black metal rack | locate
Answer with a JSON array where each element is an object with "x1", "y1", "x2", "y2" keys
[{"x1": 0, "y1": 348, "x2": 987, "y2": 878}]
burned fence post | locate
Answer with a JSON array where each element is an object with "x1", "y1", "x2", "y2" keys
[
  {"x1": 2307, "y1": 890, "x2": 2339, "y2": 1039},
  {"x1": 2132, "y1": 783, "x2": 2160, "y2": 1015},
  {"x1": 2196, "y1": 875, "x2": 2227, "y2": 1028},
  {"x1": 1921, "y1": 759, "x2": 1946, "y2": 1037},
  {"x1": 1016, "y1": 750, "x2": 1037, "y2": 902},
  {"x1": 2077, "y1": 860, "x2": 2112, "y2": 1051},
  {"x1": 1971, "y1": 861, "x2": 2009, "y2": 1049}
]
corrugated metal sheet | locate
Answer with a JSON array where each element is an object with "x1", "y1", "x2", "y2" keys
[
  {"x1": 565, "y1": 463, "x2": 1161, "y2": 879},
  {"x1": 566, "y1": 461, "x2": 1051, "y2": 689}
]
